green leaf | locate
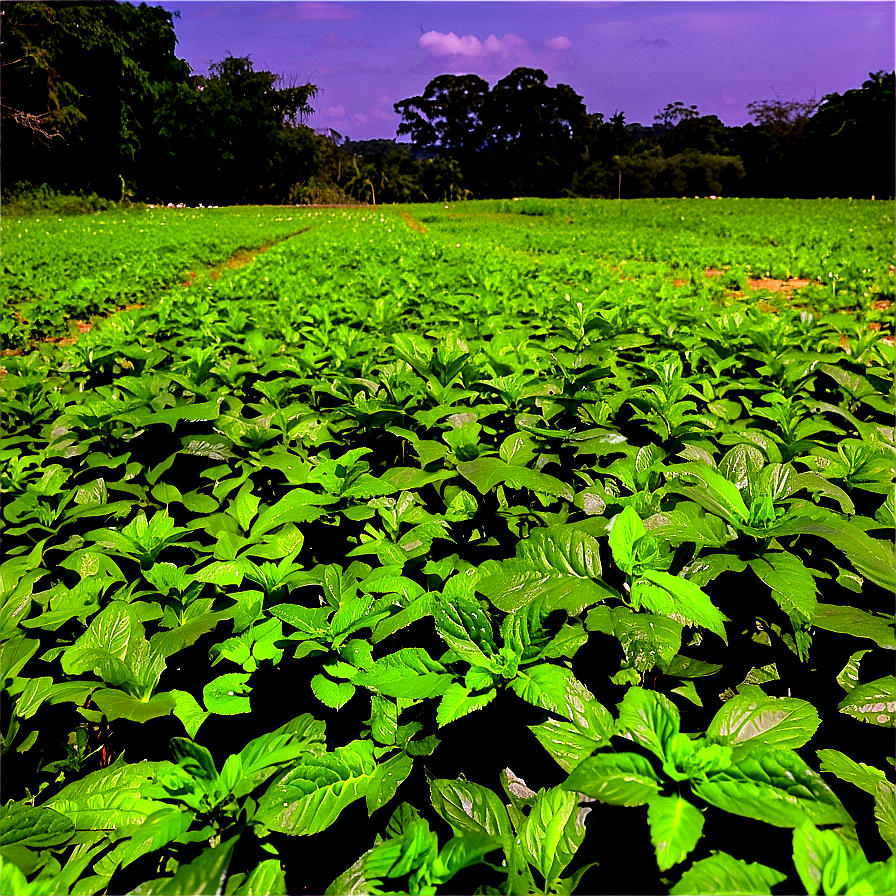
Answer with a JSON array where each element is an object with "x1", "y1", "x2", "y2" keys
[
  {"x1": 91, "y1": 689, "x2": 176, "y2": 723},
  {"x1": 791, "y1": 821, "x2": 851, "y2": 896},
  {"x1": 428, "y1": 776, "x2": 512, "y2": 841},
  {"x1": 836, "y1": 649, "x2": 871, "y2": 693},
  {"x1": 127, "y1": 834, "x2": 238, "y2": 895},
  {"x1": 0, "y1": 803, "x2": 74, "y2": 849},
  {"x1": 43, "y1": 760, "x2": 175, "y2": 831},
  {"x1": 637, "y1": 569, "x2": 729, "y2": 644},
  {"x1": 812, "y1": 604, "x2": 895, "y2": 649},
  {"x1": 477, "y1": 557, "x2": 618, "y2": 613},
  {"x1": 169, "y1": 690, "x2": 210, "y2": 739},
  {"x1": 615, "y1": 686, "x2": 680, "y2": 762},
  {"x1": 203, "y1": 673, "x2": 252, "y2": 715},
  {"x1": 706, "y1": 694, "x2": 820, "y2": 751},
  {"x1": 510, "y1": 664, "x2": 592, "y2": 719},
  {"x1": 670, "y1": 851, "x2": 786, "y2": 895},
  {"x1": 256, "y1": 740, "x2": 377, "y2": 836},
  {"x1": 816, "y1": 749, "x2": 888, "y2": 796},
  {"x1": 748, "y1": 553, "x2": 818, "y2": 622},
  {"x1": 436, "y1": 682, "x2": 497, "y2": 726},
  {"x1": 612, "y1": 608, "x2": 683, "y2": 673},
  {"x1": 457, "y1": 457, "x2": 573, "y2": 501},
  {"x1": 647, "y1": 795, "x2": 704, "y2": 871},
  {"x1": 874, "y1": 779, "x2": 896, "y2": 855},
  {"x1": 432, "y1": 587, "x2": 497, "y2": 669},
  {"x1": 838, "y1": 676, "x2": 895, "y2": 727},
  {"x1": 231, "y1": 859, "x2": 287, "y2": 896},
  {"x1": 608, "y1": 506, "x2": 648, "y2": 574},
  {"x1": 365, "y1": 751, "x2": 413, "y2": 816},
  {"x1": 671, "y1": 681, "x2": 703, "y2": 707},
  {"x1": 563, "y1": 752, "x2": 662, "y2": 806},
  {"x1": 665, "y1": 462, "x2": 749, "y2": 525},
  {"x1": 115, "y1": 807, "x2": 195, "y2": 870},
  {"x1": 692, "y1": 746, "x2": 852, "y2": 827},
  {"x1": 252, "y1": 489, "x2": 331, "y2": 537},
  {"x1": 310, "y1": 674, "x2": 355, "y2": 710},
  {"x1": 354, "y1": 648, "x2": 452, "y2": 700},
  {"x1": 520, "y1": 527, "x2": 602, "y2": 579},
  {"x1": 521, "y1": 787, "x2": 584, "y2": 883}
]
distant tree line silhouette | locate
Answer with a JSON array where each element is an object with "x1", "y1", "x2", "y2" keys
[{"x1": 2, "y1": 1, "x2": 892, "y2": 205}]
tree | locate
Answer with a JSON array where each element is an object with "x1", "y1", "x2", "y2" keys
[
  {"x1": 805, "y1": 70, "x2": 895, "y2": 198},
  {"x1": 149, "y1": 55, "x2": 319, "y2": 204},
  {"x1": 482, "y1": 68, "x2": 590, "y2": 196},
  {"x1": 394, "y1": 74, "x2": 490, "y2": 166},
  {"x1": 1, "y1": 1, "x2": 191, "y2": 196},
  {"x1": 741, "y1": 94, "x2": 820, "y2": 196}
]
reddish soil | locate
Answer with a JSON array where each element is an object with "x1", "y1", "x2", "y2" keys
[{"x1": 400, "y1": 211, "x2": 427, "y2": 234}]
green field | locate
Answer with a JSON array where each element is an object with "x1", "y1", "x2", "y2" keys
[{"x1": 1, "y1": 199, "x2": 894, "y2": 895}]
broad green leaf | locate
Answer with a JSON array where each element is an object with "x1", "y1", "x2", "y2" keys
[
  {"x1": 816, "y1": 749, "x2": 888, "y2": 796},
  {"x1": 637, "y1": 569, "x2": 729, "y2": 644},
  {"x1": 812, "y1": 604, "x2": 895, "y2": 649},
  {"x1": 252, "y1": 489, "x2": 331, "y2": 537},
  {"x1": 0, "y1": 803, "x2": 74, "y2": 849},
  {"x1": 431, "y1": 833, "x2": 503, "y2": 886},
  {"x1": 457, "y1": 457, "x2": 573, "y2": 501},
  {"x1": 608, "y1": 506, "x2": 647, "y2": 574},
  {"x1": 671, "y1": 681, "x2": 703, "y2": 706},
  {"x1": 432, "y1": 589, "x2": 497, "y2": 669},
  {"x1": 612, "y1": 608, "x2": 683, "y2": 673},
  {"x1": 670, "y1": 851, "x2": 786, "y2": 895},
  {"x1": 257, "y1": 740, "x2": 377, "y2": 836},
  {"x1": 615, "y1": 686, "x2": 680, "y2": 762},
  {"x1": 365, "y1": 751, "x2": 413, "y2": 816},
  {"x1": 127, "y1": 834, "x2": 238, "y2": 895},
  {"x1": 436, "y1": 682, "x2": 497, "y2": 726},
  {"x1": 428, "y1": 777, "x2": 512, "y2": 841},
  {"x1": 203, "y1": 673, "x2": 252, "y2": 715},
  {"x1": 14, "y1": 676, "x2": 54, "y2": 720},
  {"x1": 91, "y1": 689, "x2": 176, "y2": 723},
  {"x1": 836, "y1": 650, "x2": 870, "y2": 692},
  {"x1": 665, "y1": 462, "x2": 749, "y2": 524},
  {"x1": 269, "y1": 603, "x2": 331, "y2": 639},
  {"x1": 115, "y1": 807, "x2": 195, "y2": 870},
  {"x1": 311, "y1": 674, "x2": 355, "y2": 709},
  {"x1": 647, "y1": 795, "x2": 704, "y2": 871},
  {"x1": 521, "y1": 787, "x2": 583, "y2": 883},
  {"x1": 237, "y1": 714, "x2": 327, "y2": 792},
  {"x1": 354, "y1": 648, "x2": 452, "y2": 700},
  {"x1": 169, "y1": 689, "x2": 210, "y2": 739},
  {"x1": 874, "y1": 779, "x2": 896, "y2": 855},
  {"x1": 707, "y1": 694, "x2": 820, "y2": 751},
  {"x1": 477, "y1": 557, "x2": 618, "y2": 613},
  {"x1": 802, "y1": 827, "x2": 847, "y2": 896},
  {"x1": 231, "y1": 859, "x2": 287, "y2": 896},
  {"x1": 520, "y1": 527, "x2": 602, "y2": 579},
  {"x1": 563, "y1": 752, "x2": 662, "y2": 806},
  {"x1": 748, "y1": 553, "x2": 818, "y2": 622},
  {"x1": 838, "y1": 676, "x2": 895, "y2": 727},
  {"x1": 43, "y1": 760, "x2": 175, "y2": 831},
  {"x1": 692, "y1": 746, "x2": 852, "y2": 827},
  {"x1": 510, "y1": 664, "x2": 593, "y2": 719}
]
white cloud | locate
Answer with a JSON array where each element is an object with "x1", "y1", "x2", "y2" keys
[
  {"x1": 351, "y1": 112, "x2": 369, "y2": 124},
  {"x1": 322, "y1": 104, "x2": 346, "y2": 118},
  {"x1": 544, "y1": 36, "x2": 572, "y2": 51},
  {"x1": 417, "y1": 30, "x2": 528, "y2": 58}
]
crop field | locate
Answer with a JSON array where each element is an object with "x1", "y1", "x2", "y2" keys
[{"x1": 1, "y1": 198, "x2": 894, "y2": 895}]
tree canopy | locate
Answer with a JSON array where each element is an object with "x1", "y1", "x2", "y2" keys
[{"x1": 1, "y1": 0, "x2": 892, "y2": 205}]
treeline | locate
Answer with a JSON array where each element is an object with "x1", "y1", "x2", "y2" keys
[{"x1": 2, "y1": 1, "x2": 893, "y2": 206}]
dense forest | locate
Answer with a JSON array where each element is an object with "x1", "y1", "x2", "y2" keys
[{"x1": 2, "y1": 0, "x2": 893, "y2": 206}]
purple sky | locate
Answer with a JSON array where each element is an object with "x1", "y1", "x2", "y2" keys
[{"x1": 148, "y1": 1, "x2": 895, "y2": 141}]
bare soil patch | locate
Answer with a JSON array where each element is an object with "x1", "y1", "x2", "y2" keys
[{"x1": 400, "y1": 211, "x2": 427, "y2": 234}]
